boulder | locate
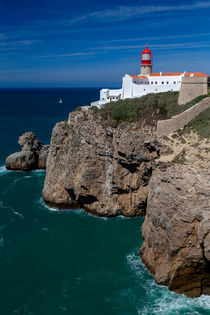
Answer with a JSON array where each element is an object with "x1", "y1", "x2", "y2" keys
[
  {"x1": 6, "y1": 132, "x2": 49, "y2": 171},
  {"x1": 6, "y1": 151, "x2": 38, "y2": 171}
]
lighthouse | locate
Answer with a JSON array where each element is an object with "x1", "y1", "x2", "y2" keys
[
  {"x1": 140, "y1": 45, "x2": 153, "y2": 75},
  {"x1": 92, "y1": 44, "x2": 209, "y2": 108}
]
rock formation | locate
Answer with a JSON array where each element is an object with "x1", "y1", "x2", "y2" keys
[
  {"x1": 6, "y1": 132, "x2": 49, "y2": 171},
  {"x1": 42, "y1": 105, "x2": 210, "y2": 297},
  {"x1": 140, "y1": 132, "x2": 210, "y2": 297},
  {"x1": 43, "y1": 108, "x2": 160, "y2": 216},
  {"x1": 141, "y1": 164, "x2": 210, "y2": 297}
]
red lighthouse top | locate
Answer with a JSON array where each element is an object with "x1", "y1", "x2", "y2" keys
[
  {"x1": 142, "y1": 45, "x2": 152, "y2": 54},
  {"x1": 141, "y1": 45, "x2": 153, "y2": 65}
]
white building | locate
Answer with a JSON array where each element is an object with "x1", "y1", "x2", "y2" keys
[{"x1": 91, "y1": 46, "x2": 208, "y2": 108}]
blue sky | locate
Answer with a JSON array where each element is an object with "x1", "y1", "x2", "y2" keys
[{"x1": 0, "y1": 0, "x2": 210, "y2": 87}]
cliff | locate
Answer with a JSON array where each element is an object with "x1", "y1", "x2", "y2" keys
[
  {"x1": 43, "y1": 108, "x2": 161, "y2": 216},
  {"x1": 41, "y1": 94, "x2": 210, "y2": 297}
]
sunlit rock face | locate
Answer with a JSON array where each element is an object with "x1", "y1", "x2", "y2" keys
[
  {"x1": 42, "y1": 106, "x2": 210, "y2": 297},
  {"x1": 43, "y1": 108, "x2": 160, "y2": 216},
  {"x1": 141, "y1": 164, "x2": 210, "y2": 297}
]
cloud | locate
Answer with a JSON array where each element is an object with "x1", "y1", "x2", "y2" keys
[
  {"x1": 37, "y1": 52, "x2": 99, "y2": 58},
  {"x1": 57, "y1": 52, "x2": 96, "y2": 57},
  {"x1": 93, "y1": 41, "x2": 210, "y2": 51},
  {"x1": 0, "y1": 39, "x2": 41, "y2": 50},
  {"x1": 69, "y1": 2, "x2": 210, "y2": 23},
  {"x1": 101, "y1": 33, "x2": 210, "y2": 44}
]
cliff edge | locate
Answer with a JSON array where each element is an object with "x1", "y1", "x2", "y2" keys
[
  {"x1": 43, "y1": 107, "x2": 160, "y2": 216},
  {"x1": 42, "y1": 93, "x2": 210, "y2": 297}
]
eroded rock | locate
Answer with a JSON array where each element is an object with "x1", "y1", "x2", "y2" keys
[
  {"x1": 6, "y1": 132, "x2": 49, "y2": 171},
  {"x1": 43, "y1": 108, "x2": 160, "y2": 216},
  {"x1": 140, "y1": 164, "x2": 210, "y2": 297}
]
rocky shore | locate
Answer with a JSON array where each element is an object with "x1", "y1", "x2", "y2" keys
[
  {"x1": 6, "y1": 96, "x2": 210, "y2": 297},
  {"x1": 42, "y1": 105, "x2": 210, "y2": 297}
]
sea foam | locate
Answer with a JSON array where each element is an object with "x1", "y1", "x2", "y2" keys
[
  {"x1": 0, "y1": 165, "x2": 9, "y2": 176},
  {"x1": 126, "y1": 248, "x2": 210, "y2": 315}
]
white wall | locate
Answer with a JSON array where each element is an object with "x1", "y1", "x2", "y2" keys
[
  {"x1": 96, "y1": 74, "x2": 183, "y2": 106},
  {"x1": 122, "y1": 75, "x2": 133, "y2": 99}
]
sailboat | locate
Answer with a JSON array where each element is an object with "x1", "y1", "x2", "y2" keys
[{"x1": 58, "y1": 98, "x2": 63, "y2": 104}]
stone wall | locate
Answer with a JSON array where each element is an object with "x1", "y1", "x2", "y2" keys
[
  {"x1": 157, "y1": 97, "x2": 210, "y2": 137},
  {"x1": 178, "y1": 76, "x2": 208, "y2": 105}
]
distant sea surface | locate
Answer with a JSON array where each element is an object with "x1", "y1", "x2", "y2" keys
[{"x1": 0, "y1": 88, "x2": 209, "y2": 315}]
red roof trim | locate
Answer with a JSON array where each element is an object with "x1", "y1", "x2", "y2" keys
[
  {"x1": 129, "y1": 75, "x2": 148, "y2": 79},
  {"x1": 150, "y1": 72, "x2": 208, "y2": 77}
]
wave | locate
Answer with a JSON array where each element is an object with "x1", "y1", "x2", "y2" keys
[
  {"x1": 32, "y1": 169, "x2": 46, "y2": 177},
  {"x1": 0, "y1": 200, "x2": 25, "y2": 219},
  {"x1": 37, "y1": 197, "x2": 109, "y2": 220},
  {"x1": 38, "y1": 197, "x2": 61, "y2": 212},
  {"x1": 0, "y1": 165, "x2": 10, "y2": 176},
  {"x1": 0, "y1": 219, "x2": 16, "y2": 231},
  {"x1": 126, "y1": 248, "x2": 210, "y2": 314}
]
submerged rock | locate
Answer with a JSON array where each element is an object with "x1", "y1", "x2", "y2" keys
[
  {"x1": 43, "y1": 108, "x2": 160, "y2": 216},
  {"x1": 6, "y1": 132, "x2": 49, "y2": 171}
]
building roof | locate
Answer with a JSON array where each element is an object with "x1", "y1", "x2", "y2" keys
[
  {"x1": 185, "y1": 72, "x2": 208, "y2": 77},
  {"x1": 129, "y1": 75, "x2": 148, "y2": 79},
  {"x1": 150, "y1": 72, "x2": 208, "y2": 77}
]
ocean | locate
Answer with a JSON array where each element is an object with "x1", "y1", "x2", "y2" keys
[{"x1": 0, "y1": 88, "x2": 209, "y2": 315}]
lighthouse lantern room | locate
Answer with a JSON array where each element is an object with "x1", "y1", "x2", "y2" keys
[{"x1": 140, "y1": 45, "x2": 153, "y2": 75}]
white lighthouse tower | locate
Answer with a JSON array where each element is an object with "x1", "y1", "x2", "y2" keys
[{"x1": 140, "y1": 45, "x2": 153, "y2": 75}]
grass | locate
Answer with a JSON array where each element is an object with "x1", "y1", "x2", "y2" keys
[
  {"x1": 184, "y1": 107, "x2": 210, "y2": 138},
  {"x1": 90, "y1": 92, "x2": 210, "y2": 124},
  {"x1": 90, "y1": 91, "x2": 178, "y2": 123},
  {"x1": 166, "y1": 93, "x2": 210, "y2": 118}
]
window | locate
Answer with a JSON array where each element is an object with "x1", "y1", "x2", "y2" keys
[
  {"x1": 155, "y1": 81, "x2": 157, "y2": 84},
  {"x1": 174, "y1": 81, "x2": 176, "y2": 84},
  {"x1": 166, "y1": 82, "x2": 169, "y2": 84},
  {"x1": 151, "y1": 81, "x2": 153, "y2": 84},
  {"x1": 162, "y1": 82, "x2": 164, "y2": 84}
]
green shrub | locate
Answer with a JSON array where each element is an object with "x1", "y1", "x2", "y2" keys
[
  {"x1": 184, "y1": 107, "x2": 210, "y2": 138},
  {"x1": 89, "y1": 92, "x2": 209, "y2": 123},
  {"x1": 90, "y1": 91, "x2": 179, "y2": 122}
]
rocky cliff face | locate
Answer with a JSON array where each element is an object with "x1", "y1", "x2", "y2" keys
[
  {"x1": 43, "y1": 108, "x2": 160, "y2": 216},
  {"x1": 42, "y1": 105, "x2": 210, "y2": 297},
  {"x1": 141, "y1": 134, "x2": 210, "y2": 297},
  {"x1": 6, "y1": 132, "x2": 49, "y2": 171}
]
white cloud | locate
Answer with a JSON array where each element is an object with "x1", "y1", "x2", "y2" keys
[
  {"x1": 101, "y1": 33, "x2": 210, "y2": 44},
  {"x1": 36, "y1": 52, "x2": 99, "y2": 58},
  {"x1": 93, "y1": 41, "x2": 210, "y2": 51},
  {"x1": 0, "y1": 39, "x2": 41, "y2": 50},
  {"x1": 69, "y1": 2, "x2": 210, "y2": 23}
]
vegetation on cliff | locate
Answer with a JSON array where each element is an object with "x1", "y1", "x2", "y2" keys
[
  {"x1": 184, "y1": 107, "x2": 210, "y2": 138},
  {"x1": 90, "y1": 92, "x2": 210, "y2": 124}
]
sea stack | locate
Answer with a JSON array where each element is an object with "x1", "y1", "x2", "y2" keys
[{"x1": 6, "y1": 132, "x2": 49, "y2": 171}]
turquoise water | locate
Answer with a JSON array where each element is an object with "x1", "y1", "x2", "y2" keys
[{"x1": 0, "y1": 89, "x2": 210, "y2": 314}]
